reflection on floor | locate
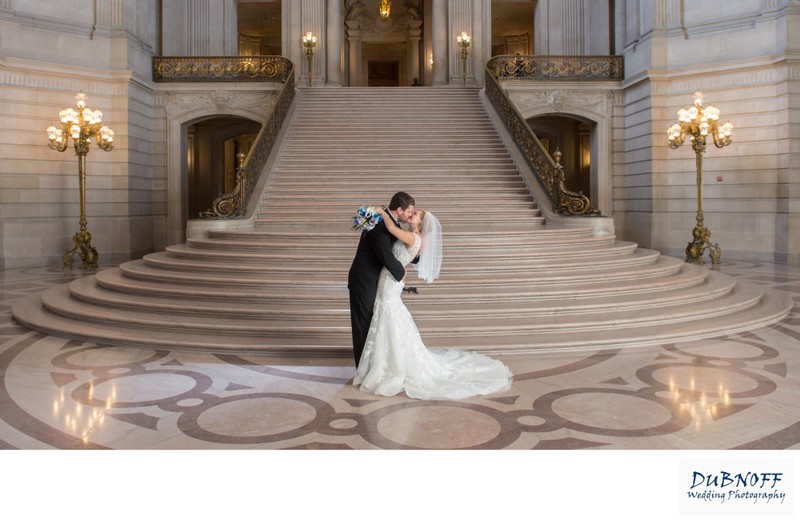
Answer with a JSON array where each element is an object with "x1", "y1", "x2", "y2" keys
[{"x1": 1, "y1": 260, "x2": 799, "y2": 450}]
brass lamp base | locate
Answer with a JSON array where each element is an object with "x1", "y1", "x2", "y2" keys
[
  {"x1": 63, "y1": 228, "x2": 98, "y2": 270},
  {"x1": 685, "y1": 214, "x2": 721, "y2": 265}
]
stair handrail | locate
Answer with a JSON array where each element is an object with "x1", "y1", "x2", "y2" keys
[
  {"x1": 153, "y1": 55, "x2": 295, "y2": 219},
  {"x1": 484, "y1": 55, "x2": 622, "y2": 216}
]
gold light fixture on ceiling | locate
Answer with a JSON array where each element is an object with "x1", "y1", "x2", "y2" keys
[{"x1": 379, "y1": 0, "x2": 391, "y2": 20}]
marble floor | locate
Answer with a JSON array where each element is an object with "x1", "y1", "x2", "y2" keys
[{"x1": 1, "y1": 260, "x2": 799, "y2": 518}]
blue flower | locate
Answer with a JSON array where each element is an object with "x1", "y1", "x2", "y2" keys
[{"x1": 352, "y1": 205, "x2": 383, "y2": 233}]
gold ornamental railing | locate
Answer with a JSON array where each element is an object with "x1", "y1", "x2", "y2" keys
[
  {"x1": 153, "y1": 56, "x2": 293, "y2": 82},
  {"x1": 487, "y1": 54, "x2": 623, "y2": 82},
  {"x1": 153, "y1": 56, "x2": 295, "y2": 219},
  {"x1": 485, "y1": 55, "x2": 623, "y2": 215}
]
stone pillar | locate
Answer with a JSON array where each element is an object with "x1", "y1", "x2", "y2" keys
[
  {"x1": 327, "y1": 0, "x2": 343, "y2": 86},
  {"x1": 346, "y1": 21, "x2": 361, "y2": 86},
  {"x1": 408, "y1": 20, "x2": 422, "y2": 85},
  {"x1": 563, "y1": 0, "x2": 584, "y2": 54},
  {"x1": 163, "y1": 0, "x2": 235, "y2": 55},
  {"x1": 432, "y1": 0, "x2": 448, "y2": 85}
]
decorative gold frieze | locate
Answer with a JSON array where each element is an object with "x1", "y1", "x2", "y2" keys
[
  {"x1": 487, "y1": 55, "x2": 623, "y2": 82},
  {"x1": 153, "y1": 56, "x2": 293, "y2": 83}
]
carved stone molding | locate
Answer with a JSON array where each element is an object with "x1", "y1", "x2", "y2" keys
[
  {"x1": 162, "y1": 90, "x2": 273, "y2": 121},
  {"x1": 510, "y1": 89, "x2": 615, "y2": 119},
  {"x1": 0, "y1": 67, "x2": 128, "y2": 97}
]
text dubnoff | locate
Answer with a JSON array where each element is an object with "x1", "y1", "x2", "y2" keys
[{"x1": 680, "y1": 458, "x2": 794, "y2": 515}]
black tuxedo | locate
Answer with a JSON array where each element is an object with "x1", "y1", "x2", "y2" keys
[{"x1": 348, "y1": 214, "x2": 406, "y2": 367}]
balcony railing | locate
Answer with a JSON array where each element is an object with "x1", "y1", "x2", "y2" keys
[
  {"x1": 153, "y1": 55, "x2": 293, "y2": 83},
  {"x1": 487, "y1": 54, "x2": 623, "y2": 82}
]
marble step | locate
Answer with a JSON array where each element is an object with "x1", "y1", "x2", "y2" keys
[
  {"x1": 117, "y1": 249, "x2": 677, "y2": 288},
  {"x1": 12, "y1": 278, "x2": 788, "y2": 357},
  {"x1": 66, "y1": 269, "x2": 733, "y2": 320},
  {"x1": 184, "y1": 234, "x2": 615, "y2": 254},
  {"x1": 164, "y1": 241, "x2": 635, "y2": 264},
  {"x1": 269, "y1": 167, "x2": 523, "y2": 176},
  {"x1": 35, "y1": 275, "x2": 753, "y2": 337},
  {"x1": 141, "y1": 244, "x2": 656, "y2": 276},
  {"x1": 261, "y1": 193, "x2": 532, "y2": 204},
  {"x1": 255, "y1": 211, "x2": 543, "y2": 223},
  {"x1": 205, "y1": 226, "x2": 596, "y2": 243},
  {"x1": 89, "y1": 261, "x2": 708, "y2": 303},
  {"x1": 253, "y1": 219, "x2": 549, "y2": 229},
  {"x1": 12, "y1": 282, "x2": 790, "y2": 355}
]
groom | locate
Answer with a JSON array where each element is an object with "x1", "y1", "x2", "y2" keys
[{"x1": 348, "y1": 191, "x2": 416, "y2": 367}]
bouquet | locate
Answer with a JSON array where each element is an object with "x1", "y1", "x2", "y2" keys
[{"x1": 352, "y1": 205, "x2": 383, "y2": 233}]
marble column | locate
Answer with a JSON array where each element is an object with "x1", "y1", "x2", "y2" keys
[
  {"x1": 327, "y1": 0, "x2": 342, "y2": 86},
  {"x1": 432, "y1": 0, "x2": 448, "y2": 85},
  {"x1": 408, "y1": 20, "x2": 423, "y2": 85},
  {"x1": 346, "y1": 21, "x2": 361, "y2": 86},
  {"x1": 563, "y1": 0, "x2": 584, "y2": 54}
]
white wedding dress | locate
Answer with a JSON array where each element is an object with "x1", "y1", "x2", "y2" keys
[{"x1": 354, "y1": 235, "x2": 513, "y2": 400}]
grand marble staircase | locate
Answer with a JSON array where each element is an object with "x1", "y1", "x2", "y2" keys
[{"x1": 11, "y1": 87, "x2": 792, "y2": 355}]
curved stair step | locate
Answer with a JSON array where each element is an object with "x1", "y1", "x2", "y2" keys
[
  {"x1": 118, "y1": 251, "x2": 680, "y2": 288},
  {"x1": 69, "y1": 268, "x2": 731, "y2": 320},
  {"x1": 10, "y1": 280, "x2": 790, "y2": 356},
  {"x1": 181, "y1": 236, "x2": 618, "y2": 257},
  {"x1": 34, "y1": 276, "x2": 755, "y2": 336},
  {"x1": 139, "y1": 246, "x2": 660, "y2": 276},
  {"x1": 92, "y1": 262, "x2": 708, "y2": 303},
  {"x1": 163, "y1": 241, "x2": 637, "y2": 264}
]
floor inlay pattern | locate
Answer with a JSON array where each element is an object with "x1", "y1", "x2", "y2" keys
[{"x1": 1, "y1": 261, "x2": 799, "y2": 450}]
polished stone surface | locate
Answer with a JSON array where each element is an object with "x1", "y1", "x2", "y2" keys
[{"x1": 1, "y1": 261, "x2": 799, "y2": 517}]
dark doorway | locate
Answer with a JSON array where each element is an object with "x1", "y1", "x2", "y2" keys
[
  {"x1": 185, "y1": 117, "x2": 260, "y2": 222},
  {"x1": 491, "y1": 1, "x2": 536, "y2": 56},
  {"x1": 237, "y1": 1, "x2": 282, "y2": 55},
  {"x1": 368, "y1": 61, "x2": 400, "y2": 86},
  {"x1": 527, "y1": 115, "x2": 594, "y2": 197}
]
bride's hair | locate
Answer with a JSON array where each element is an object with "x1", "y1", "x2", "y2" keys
[
  {"x1": 417, "y1": 210, "x2": 442, "y2": 283},
  {"x1": 416, "y1": 210, "x2": 426, "y2": 230}
]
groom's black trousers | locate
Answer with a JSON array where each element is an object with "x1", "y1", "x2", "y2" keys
[{"x1": 349, "y1": 289, "x2": 374, "y2": 367}]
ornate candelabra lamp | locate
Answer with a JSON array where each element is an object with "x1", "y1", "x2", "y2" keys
[
  {"x1": 457, "y1": 31, "x2": 470, "y2": 86},
  {"x1": 47, "y1": 92, "x2": 114, "y2": 270},
  {"x1": 302, "y1": 31, "x2": 317, "y2": 87},
  {"x1": 379, "y1": 0, "x2": 391, "y2": 20},
  {"x1": 668, "y1": 91, "x2": 733, "y2": 265}
]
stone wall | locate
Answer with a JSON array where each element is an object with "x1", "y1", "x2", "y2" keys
[
  {"x1": 0, "y1": 0, "x2": 161, "y2": 269},
  {"x1": 616, "y1": 0, "x2": 800, "y2": 264}
]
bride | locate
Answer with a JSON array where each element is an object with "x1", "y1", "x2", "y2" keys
[{"x1": 353, "y1": 206, "x2": 513, "y2": 400}]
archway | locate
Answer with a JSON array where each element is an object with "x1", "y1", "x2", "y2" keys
[
  {"x1": 184, "y1": 117, "x2": 261, "y2": 227},
  {"x1": 527, "y1": 114, "x2": 593, "y2": 198},
  {"x1": 345, "y1": 0, "x2": 425, "y2": 86}
]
